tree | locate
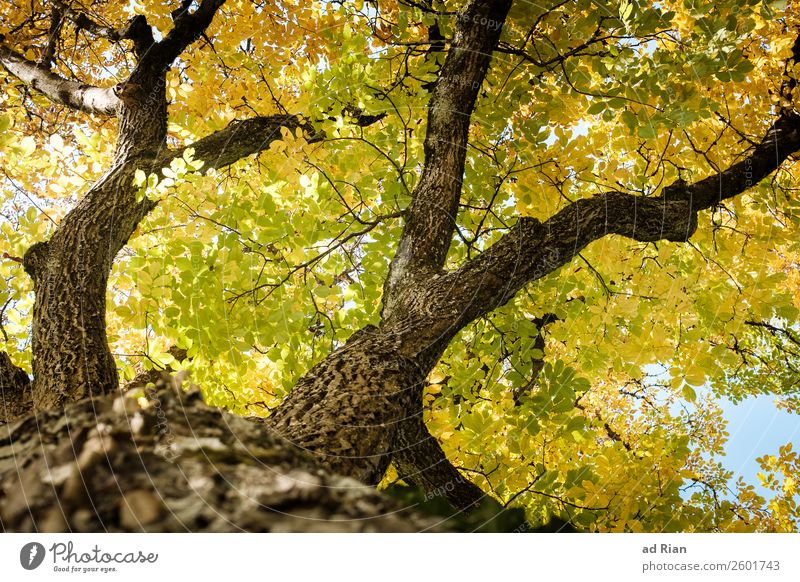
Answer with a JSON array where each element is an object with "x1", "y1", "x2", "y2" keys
[{"x1": 1, "y1": 0, "x2": 799, "y2": 532}]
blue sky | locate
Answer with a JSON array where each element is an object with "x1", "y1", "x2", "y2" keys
[{"x1": 722, "y1": 395, "x2": 799, "y2": 498}]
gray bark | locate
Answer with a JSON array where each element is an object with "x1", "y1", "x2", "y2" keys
[{"x1": 0, "y1": 45, "x2": 120, "y2": 114}]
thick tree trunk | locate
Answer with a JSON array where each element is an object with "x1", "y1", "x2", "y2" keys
[
  {"x1": 24, "y1": 165, "x2": 155, "y2": 410},
  {"x1": 0, "y1": 0, "x2": 532, "y2": 529},
  {"x1": 22, "y1": 60, "x2": 166, "y2": 412},
  {"x1": 0, "y1": 376, "x2": 448, "y2": 532},
  {"x1": 1, "y1": 0, "x2": 518, "y2": 516},
  {"x1": 265, "y1": 328, "x2": 424, "y2": 485},
  {"x1": 264, "y1": 275, "x2": 489, "y2": 487}
]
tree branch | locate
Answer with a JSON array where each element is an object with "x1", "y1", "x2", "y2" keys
[
  {"x1": 393, "y1": 416, "x2": 493, "y2": 513},
  {"x1": 0, "y1": 45, "x2": 119, "y2": 115},
  {"x1": 745, "y1": 319, "x2": 800, "y2": 349},
  {"x1": 161, "y1": 108, "x2": 393, "y2": 171},
  {"x1": 147, "y1": 0, "x2": 226, "y2": 70},
  {"x1": 446, "y1": 111, "x2": 800, "y2": 325},
  {"x1": 382, "y1": 0, "x2": 512, "y2": 317},
  {"x1": 40, "y1": 3, "x2": 64, "y2": 69},
  {"x1": 160, "y1": 114, "x2": 308, "y2": 170}
]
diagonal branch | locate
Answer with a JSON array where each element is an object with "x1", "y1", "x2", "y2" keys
[
  {"x1": 0, "y1": 45, "x2": 119, "y2": 115},
  {"x1": 160, "y1": 114, "x2": 307, "y2": 170},
  {"x1": 160, "y1": 108, "x2": 390, "y2": 172},
  {"x1": 383, "y1": 0, "x2": 512, "y2": 316},
  {"x1": 147, "y1": 0, "x2": 226, "y2": 70},
  {"x1": 445, "y1": 111, "x2": 800, "y2": 326},
  {"x1": 393, "y1": 416, "x2": 493, "y2": 513}
]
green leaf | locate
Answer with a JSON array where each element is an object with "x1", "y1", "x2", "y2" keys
[
  {"x1": 637, "y1": 124, "x2": 657, "y2": 139},
  {"x1": 587, "y1": 101, "x2": 606, "y2": 115}
]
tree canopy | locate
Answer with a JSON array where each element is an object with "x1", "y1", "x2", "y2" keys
[{"x1": 1, "y1": 0, "x2": 800, "y2": 532}]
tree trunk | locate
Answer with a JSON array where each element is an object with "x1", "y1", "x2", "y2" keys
[
  {"x1": 0, "y1": 353, "x2": 31, "y2": 423},
  {"x1": 5, "y1": 0, "x2": 799, "y2": 533},
  {"x1": 21, "y1": 54, "x2": 167, "y2": 411},
  {"x1": 1, "y1": 0, "x2": 519, "y2": 519},
  {"x1": 0, "y1": 375, "x2": 448, "y2": 532},
  {"x1": 25, "y1": 165, "x2": 155, "y2": 410},
  {"x1": 265, "y1": 328, "x2": 424, "y2": 485}
]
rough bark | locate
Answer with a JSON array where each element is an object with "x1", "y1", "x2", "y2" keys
[
  {"x1": 264, "y1": 329, "x2": 423, "y2": 485},
  {"x1": 267, "y1": 0, "x2": 514, "y2": 491},
  {"x1": 0, "y1": 376, "x2": 449, "y2": 532},
  {"x1": 22, "y1": 56, "x2": 168, "y2": 407},
  {"x1": 382, "y1": 0, "x2": 513, "y2": 320},
  {"x1": 0, "y1": 45, "x2": 120, "y2": 114},
  {"x1": 444, "y1": 111, "x2": 800, "y2": 327},
  {"x1": 0, "y1": 352, "x2": 31, "y2": 424},
  {"x1": 25, "y1": 165, "x2": 156, "y2": 410},
  {"x1": 393, "y1": 417, "x2": 490, "y2": 511},
  {"x1": 379, "y1": 112, "x2": 800, "y2": 509},
  {"x1": 8, "y1": 0, "x2": 286, "y2": 413}
]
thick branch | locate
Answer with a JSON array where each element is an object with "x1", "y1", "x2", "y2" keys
[
  {"x1": 52, "y1": 2, "x2": 154, "y2": 57},
  {"x1": 0, "y1": 46, "x2": 119, "y2": 115},
  {"x1": 447, "y1": 111, "x2": 800, "y2": 325},
  {"x1": 383, "y1": 0, "x2": 511, "y2": 316},
  {"x1": 162, "y1": 114, "x2": 306, "y2": 170},
  {"x1": 147, "y1": 0, "x2": 225, "y2": 70},
  {"x1": 167, "y1": 105, "x2": 390, "y2": 171}
]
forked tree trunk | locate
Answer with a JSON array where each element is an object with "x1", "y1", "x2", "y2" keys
[
  {"x1": 23, "y1": 64, "x2": 167, "y2": 410},
  {"x1": 0, "y1": 0, "x2": 516, "y2": 509},
  {"x1": 5, "y1": 0, "x2": 800, "y2": 533}
]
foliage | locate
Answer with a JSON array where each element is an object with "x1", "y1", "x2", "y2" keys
[{"x1": 2, "y1": 0, "x2": 800, "y2": 531}]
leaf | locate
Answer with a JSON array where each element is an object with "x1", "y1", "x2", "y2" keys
[
  {"x1": 621, "y1": 109, "x2": 638, "y2": 132},
  {"x1": 17, "y1": 135, "x2": 36, "y2": 157},
  {"x1": 49, "y1": 133, "x2": 64, "y2": 151},
  {"x1": 637, "y1": 124, "x2": 657, "y2": 139},
  {"x1": 587, "y1": 101, "x2": 606, "y2": 115},
  {"x1": 134, "y1": 169, "x2": 147, "y2": 188}
]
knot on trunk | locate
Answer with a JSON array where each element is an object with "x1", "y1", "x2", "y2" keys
[{"x1": 22, "y1": 241, "x2": 49, "y2": 284}]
